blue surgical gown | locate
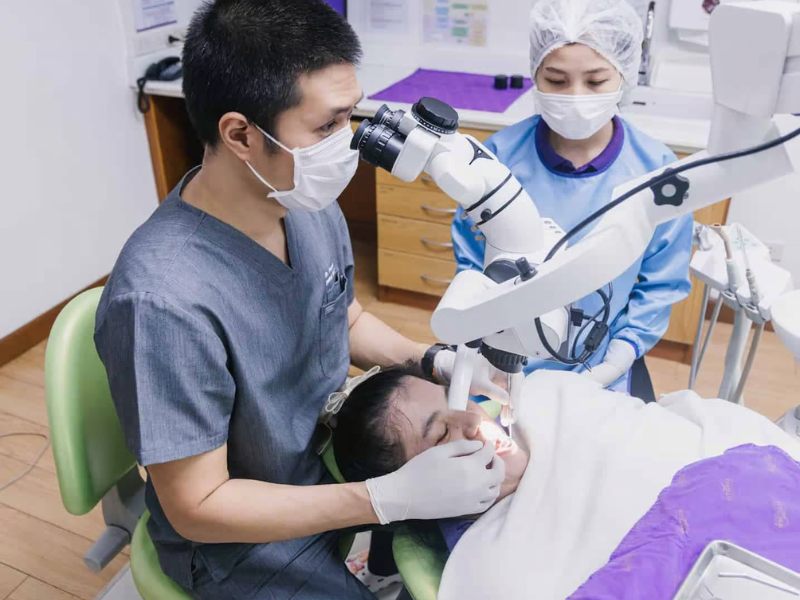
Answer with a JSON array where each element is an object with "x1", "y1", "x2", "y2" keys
[{"x1": 452, "y1": 115, "x2": 693, "y2": 387}]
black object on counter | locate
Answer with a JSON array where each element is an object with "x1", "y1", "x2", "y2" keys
[
  {"x1": 493, "y1": 74, "x2": 509, "y2": 90},
  {"x1": 510, "y1": 74, "x2": 525, "y2": 89}
]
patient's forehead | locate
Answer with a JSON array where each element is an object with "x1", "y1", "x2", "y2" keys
[
  {"x1": 391, "y1": 376, "x2": 447, "y2": 454},
  {"x1": 392, "y1": 377, "x2": 447, "y2": 420}
]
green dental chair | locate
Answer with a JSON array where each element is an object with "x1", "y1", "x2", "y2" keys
[
  {"x1": 45, "y1": 287, "x2": 189, "y2": 599},
  {"x1": 45, "y1": 287, "x2": 354, "y2": 599},
  {"x1": 321, "y1": 399, "x2": 501, "y2": 600}
]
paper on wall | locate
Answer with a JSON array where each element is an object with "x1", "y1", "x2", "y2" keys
[
  {"x1": 366, "y1": 0, "x2": 409, "y2": 35},
  {"x1": 133, "y1": 0, "x2": 177, "y2": 33},
  {"x1": 423, "y1": 0, "x2": 489, "y2": 47}
]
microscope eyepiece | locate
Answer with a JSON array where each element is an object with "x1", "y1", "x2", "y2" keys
[
  {"x1": 350, "y1": 119, "x2": 374, "y2": 151},
  {"x1": 350, "y1": 117, "x2": 405, "y2": 171},
  {"x1": 374, "y1": 105, "x2": 406, "y2": 130},
  {"x1": 350, "y1": 98, "x2": 459, "y2": 176}
]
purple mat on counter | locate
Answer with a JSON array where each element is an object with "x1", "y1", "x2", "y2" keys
[
  {"x1": 569, "y1": 444, "x2": 800, "y2": 600},
  {"x1": 368, "y1": 69, "x2": 532, "y2": 114},
  {"x1": 324, "y1": 0, "x2": 346, "y2": 15}
]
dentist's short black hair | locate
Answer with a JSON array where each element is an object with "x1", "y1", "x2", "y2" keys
[{"x1": 182, "y1": 0, "x2": 362, "y2": 148}]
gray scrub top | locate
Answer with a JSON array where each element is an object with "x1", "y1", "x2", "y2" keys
[{"x1": 95, "y1": 170, "x2": 373, "y2": 599}]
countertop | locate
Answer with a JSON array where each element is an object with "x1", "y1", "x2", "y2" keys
[{"x1": 143, "y1": 62, "x2": 711, "y2": 154}]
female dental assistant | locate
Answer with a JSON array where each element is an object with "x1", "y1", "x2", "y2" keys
[{"x1": 452, "y1": 0, "x2": 694, "y2": 392}]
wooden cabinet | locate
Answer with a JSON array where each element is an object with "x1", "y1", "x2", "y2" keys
[
  {"x1": 144, "y1": 97, "x2": 204, "y2": 200},
  {"x1": 378, "y1": 249, "x2": 456, "y2": 295},
  {"x1": 377, "y1": 179, "x2": 459, "y2": 224},
  {"x1": 376, "y1": 127, "x2": 489, "y2": 302},
  {"x1": 378, "y1": 215, "x2": 453, "y2": 259}
]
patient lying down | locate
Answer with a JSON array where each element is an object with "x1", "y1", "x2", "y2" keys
[
  {"x1": 331, "y1": 363, "x2": 529, "y2": 508},
  {"x1": 331, "y1": 366, "x2": 800, "y2": 600}
]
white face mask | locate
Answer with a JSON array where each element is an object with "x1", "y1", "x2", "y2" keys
[
  {"x1": 534, "y1": 85, "x2": 623, "y2": 140},
  {"x1": 245, "y1": 123, "x2": 359, "y2": 212}
]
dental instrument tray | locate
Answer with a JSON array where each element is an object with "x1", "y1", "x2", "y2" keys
[{"x1": 673, "y1": 541, "x2": 800, "y2": 599}]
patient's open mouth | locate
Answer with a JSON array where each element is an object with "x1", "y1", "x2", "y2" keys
[
  {"x1": 494, "y1": 435, "x2": 515, "y2": 455},
  {"x1": 479, "y1": 421, "x2": 515, "y2": 456}
]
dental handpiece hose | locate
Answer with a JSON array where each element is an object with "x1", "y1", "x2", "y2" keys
[{"x1": 737, "y1": 228, "x2": 762, "y2": 308}]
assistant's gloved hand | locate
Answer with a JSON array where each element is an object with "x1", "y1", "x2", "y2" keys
[
  {"x1": 583, "y1": 339, "x2": 637, "y2": 388},
  {"x1": 434, "y1": 350, "x2": 510, "y2": 404},
  {"x1": 365, "y1": 440, "x2": 505, "y2": 524}
]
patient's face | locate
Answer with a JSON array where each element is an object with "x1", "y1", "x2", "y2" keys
[{"x1": 391, "y1": 377, "x2": 529, "y2": 500}]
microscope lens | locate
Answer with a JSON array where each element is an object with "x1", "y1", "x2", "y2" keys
[{"x1": 353, "y1": 121, "x2": 405, "y2": 171}]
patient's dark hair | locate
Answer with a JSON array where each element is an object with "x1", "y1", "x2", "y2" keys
[
  {"x1": 332, "y1": 363, "x2": 451, "y2": 550},
  {"x1": 332, "y1": 362, "x2": 426, "y2": 482}
]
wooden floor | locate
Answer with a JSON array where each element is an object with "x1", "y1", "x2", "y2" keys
[{"x1": 1, "y1": 241, "x2": 799, "y2": 599}]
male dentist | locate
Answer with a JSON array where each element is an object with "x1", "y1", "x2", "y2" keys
[{"x1": 95, "y1": 1, "x2": 505, "y2": 598}]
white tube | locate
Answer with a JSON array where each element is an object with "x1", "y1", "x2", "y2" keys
[
  {"x1": 689, "y1": 283, "x2": 711, "y2": 389},
  {"x1": 695, "y1": 293, "x2": 724, "y2": 386},
  {"x1": 447, "y1": 345, "x2": 478, "y2": 411},
  {"x1": 730, "y1": 323, "x2": 765, "y2": 405},
  {"x1": 719, "y1": 309, "x2": 752, "y2": 400}
]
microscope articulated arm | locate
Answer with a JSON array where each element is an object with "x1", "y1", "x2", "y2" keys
[{"x1": 431, "y1": 129, "x2": 798, "y2": 345}]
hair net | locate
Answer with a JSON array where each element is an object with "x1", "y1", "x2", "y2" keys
[{"x1": 529, "y1": 0, "x2": 644, "y2": 89}]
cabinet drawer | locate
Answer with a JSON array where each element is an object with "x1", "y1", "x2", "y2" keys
[
  {"x1": 460, "y1": 127, "x2": 492, "y2": 142},
  {"x1": 378, "y1": 215, "x2": 455, "y2": 259},
  {"x1": 378, "y1": 249, "x2": 456, "y2": 297},
  {"x1": 376, "y1": 169, "x2": 454, "y2": 194},
  {"x1": 377, "y1": 184, "x2": 458, "y2": 224}
]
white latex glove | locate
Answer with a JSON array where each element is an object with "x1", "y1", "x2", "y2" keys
[
  {"x1": 583, "y1": 339, "x2": 637, "y2": 388},
  {"x1": 365, "y1": 439, "x2": 505, "y2": 524},
  {"x1": 434, "y1": 350, "x2": 510, "y2": 404}
]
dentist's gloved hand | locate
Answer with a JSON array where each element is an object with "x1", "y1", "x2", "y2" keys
[
  {"x1": 583, "y1": 339, "x2": 637, "y2": 388},
  {"x1": 434, "y1": 350, "x2": 510, "y2": 404},
  {"x1": 365, "y1": 440, "x2": 505, "y2": 524}
]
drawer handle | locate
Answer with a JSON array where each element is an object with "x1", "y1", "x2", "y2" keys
[
  {"x1": 420, "y1": 274, "x2": 453, "y2": 287},
  {"x1": 421, "y1": 204, "x2": 457, "y2": 216},
  {"x1": 421, "y1": 238, "x2": 454, "y2": 250},
  {"x1": 420, "y1": 174, "x2": 435, "y2": 185}
]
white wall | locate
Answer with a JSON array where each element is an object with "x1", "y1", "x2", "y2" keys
[
  {"x1": 0, "y1": 1, "x2": 158, "y2": 338},
  {"x1": 727, "y1": 116, "x2": 800, "y2": 286}
]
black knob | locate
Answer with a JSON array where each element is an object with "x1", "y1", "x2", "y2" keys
[
  {"x1": 510, "y1": 75, "x2": 525, "y2": 89},
  {"x1": 479, "y1": 342, "x2": 526, "y2": 373},
  {"x1": 480, "y1": 208, "x2": 493, "y2": 222},
  {"x1": 494, "y1": 74, "x2": 509, "y2": 90},
  {"x1": 411, "y1": 97, "x2": 459, "y2": 133},
  {"x1": 515, "y1": 257, "x2": 536, "y2": 281}
]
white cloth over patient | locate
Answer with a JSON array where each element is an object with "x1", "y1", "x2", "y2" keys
[{"x1": 438, "y1": 371, "x2": 800, "y2": 600}]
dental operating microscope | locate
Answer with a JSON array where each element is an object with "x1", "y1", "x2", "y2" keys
[
  {"x1": 352, "y1": 97, "x2": 577, "y2": 424},
  {"x1": 352, "y1": 1, "x2": 800, "y2": 418}
]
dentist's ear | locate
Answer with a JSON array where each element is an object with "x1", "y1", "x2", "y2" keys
[{"x1": 218, "y1": 112, "x2": 261, "y2": 162}]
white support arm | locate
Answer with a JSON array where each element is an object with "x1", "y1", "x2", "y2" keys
[{"x1": 431, "y1": 135, "x2": 797, "y2": 345}]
